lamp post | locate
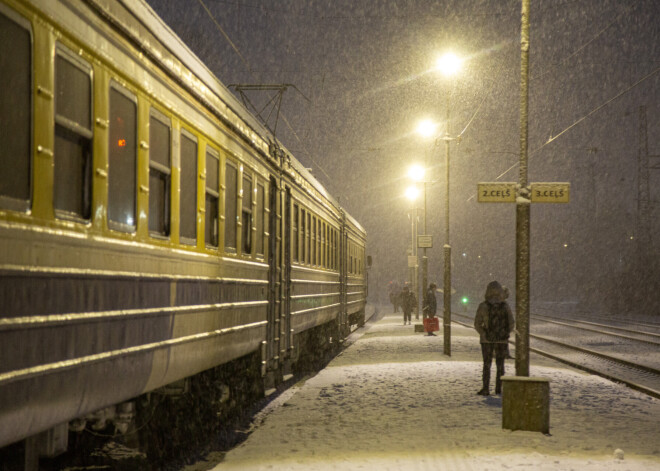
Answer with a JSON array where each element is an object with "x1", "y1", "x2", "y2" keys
[
  {"x1": 408, "y1": 164, "x2": 428, "y2": 316},
  {"x1": 405, "y1": 185, "x2": 420, "y2": 317},
  {"x1": 421, "y1": 52, "x2": 461, "y2": 357}
]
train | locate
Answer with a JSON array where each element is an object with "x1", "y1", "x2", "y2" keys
[{"x1": 0, "y1": 0, "x2": 368, "y2": 462}]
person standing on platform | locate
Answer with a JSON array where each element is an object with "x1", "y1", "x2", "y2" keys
[
  {"x1": 474, "y1": 281, "x2": 515, "y2": 396},
  {"x1": 422, "y1": 282, "x2": 437, "y2": 336},
  {"x1": 400, "y1": 285, "x2": 416, "y2": 326}
]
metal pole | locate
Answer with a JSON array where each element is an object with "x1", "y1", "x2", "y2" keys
[
  {"x1": 515, "y1": 0, "x2": 531, "y2": 377},
  {"x1": 443, "y1": 91, "x2": 452, "y2": 356},
  {"x1": 414, "y1": 207, "x2": 419, "y2": 319},
  {"x1": 422, "y1": 181, "x2": 428, "y2": 303},
  {"x1": 409, "y1": 209, "x2": 414, "y2": 292}
]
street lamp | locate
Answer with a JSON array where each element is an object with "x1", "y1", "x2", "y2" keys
[
  {"x1": 408, "y1": 164, "x2": 429, "y2": 317},
  {"x1": 405, "y1": 185, "x2": 420, "y2": 318},
  {"x1": 436, "y1": 52, "x2": 462, "y2": 77},
  {"x1": 424, "y1": 51, "x2": 462, "y2": 356}
]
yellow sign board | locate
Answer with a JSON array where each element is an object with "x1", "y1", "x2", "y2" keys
[
  {"x1": 530, "y1": 182, "x2": 570, "y2": 203},
  {"x1": 477, "y1": 182, "x2": 517, "y2": 203},
  {"x1": 417, "y1": 235, "x2": 433, "y2": 248}
]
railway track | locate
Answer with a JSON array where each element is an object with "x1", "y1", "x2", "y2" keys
[
  {"x1": 534, "y1": 309, "x2": 660, "y2": 334},
  {"x1": 452, "y1": 312, "x2": 660, "y2": 400}
]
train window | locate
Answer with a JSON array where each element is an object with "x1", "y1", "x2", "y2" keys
[
  {"x1": 292, "y1": 204, "x2": 299, "y2": 262},
  {"x1": 328, "y1": 227, "x2": 332, "y2": 269},
  {"x1": 0, "y1": 8, "x2": 31, "y2": 211},
  {"x1": 256, "y1": 183, "x2": 265, "y2": 256},
  {"x1": 325, "y1": 224, "x2": 329, "y2": 268},
  {"x1": 300, "y1": 209, "x2": 306, "y2": 263},
  {"x1": 54, "y1": 48, "x2": 93, "y2": 221},
  {"x1": 318, "y1": 220, "x2": 322, "y2": 267},
  {"x1": 108, "y1": 84, "x2": 136, "y2": 231},
  {"x1": 179, "y1": 130, "x2": 197, "y2": 244},
  {"x1": 242, "y1": 175, "x2": 252, "y2": 255},
  {"x1": 311, "y1": 217, "x2": 316, "y2": 266},
  {"x1": 205, "y1": 147, "x2": 219, "y2": 248},
  {"x1": 322, "y1": 222, "x2": 327, "y2": 268},
  {"x1": 224, "y1": 161, "x2": 237, "y2": 250},
  {"x1": 307, "y1": 212, "x2": 311, "y2": 265},
  {"x1": 332, "y1": 230, "x2": 339, "y2": 270},
  {"x1": 331, "y1": 229, "x2": 335, "y2": 270},
  {"x1": 148, "y1": 110, "x2": 171, "y2": 236}
]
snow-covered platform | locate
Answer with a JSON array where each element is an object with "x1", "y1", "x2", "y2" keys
[{"x1": 207, "y1": 311, "x2": 660, "y2": 471}]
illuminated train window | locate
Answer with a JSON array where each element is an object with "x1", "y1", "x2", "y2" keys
[
  {"x1": 108, "y1": 84, "x2": 136, "y2": 231},
  {"x1": 224, "y1": 161, "x2": 237, "y2": 251},
  {"x1": 241, "y1": 174, "x2": 252, "y2": 255},
  {"x1": 292, "y1": 204, "x2": 299, "y2": 262},
  {"x1": 312, "y1": 217, "x2": 316, "y2": 266},
  {"x1": 300, "y1": 209, "x2": 306, "y2": 263},
  {"x1": 0, "y1": 7, "x2": 31, "y2": 211},
  {"x1": 205, "y1": 147, "x2": 219, "y2": 248},
  {"x1": 306, "y1": 212, "x2": 311, "y2": 265},
  {"x1": 317, "y1": 219, "x2": 321, "y2": 267},
  {"x1": 54, "y1": 46, "x2": 93, "y2": 221},
  {"x1": 148, "y1": 109, "x2": 171, "y2": 236},
  {"x1": 256, "y1": 183, "x2": 265, "y2": 256},
  {"x1": 179, "y1": 129, "x2": 197, "y2": 244}
]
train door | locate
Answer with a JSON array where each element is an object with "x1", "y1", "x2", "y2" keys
[
  {"x1": 266, "y1": 176, "x2": 281, "y2": 375},
  {"x1": 339, "y1": 212, "x2": 348, "y2": 337},
  {"x1": 283, "y1": 188, "x2": 292, "y2": 355}
]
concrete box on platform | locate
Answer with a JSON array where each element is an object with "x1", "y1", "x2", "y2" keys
[
  {"x1": 501, "y1": 376, "x2": 550, "y2": 434},
  {"x1": 414, "y1": 324, "x2": 425, "y2": 333}
]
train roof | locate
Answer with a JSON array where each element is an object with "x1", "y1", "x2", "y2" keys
[{"x1": 95, "y1": 0, "x2": 346, "y2": 215}]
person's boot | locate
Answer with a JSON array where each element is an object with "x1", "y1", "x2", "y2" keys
[
  {"x1": 479, "y1": 367, "x2": 490, "y2": 396},
  {"x1": 495, "y1": 379, "x2": 502, "y2": 395}
]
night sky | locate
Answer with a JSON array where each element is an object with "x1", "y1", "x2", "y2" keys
[{"x1": 145, "y1": 0, "x2": 660, "y2": 310}]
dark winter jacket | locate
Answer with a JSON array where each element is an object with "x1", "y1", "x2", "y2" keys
[
  {"x1": 401, "y1": 290, "x2": 417, "y2": 315},
  {"x1": 423, "y1": 287, "x2": 437, "y2": 317},
  {"x1": 474, "y1": 281, "x2": 515, "y2": 344}
]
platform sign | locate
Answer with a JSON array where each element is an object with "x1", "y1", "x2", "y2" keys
[
  {"x1": 477, "y1": 182, "x2": 517, "y2": 203},
  {"x1": 408, "y1": 255, "x2": 417, "y2": 268},
  {"x1": 417, "y1": 234, "x2": 433, "y2": 248},
  {"x1": 530, "y1": 182, "x2": 570, "y2": 203}
]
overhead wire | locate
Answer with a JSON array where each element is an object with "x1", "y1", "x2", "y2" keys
[
  {"x1": 196, "y1": 0, "x2": 334, "y2": 186},
  {"x1": 468, "y1": 64, "x2": 660, "y2": 191},
  {"x1": 467, "y1": 1, "x2": 657, "y2": 198},
  {"x1": 456, "y1": 61, "x2": 507, "y2": 140},
  {"x1": 531, "y1": 5, "x2": 629, "y2": 82},
  {"x1": 197, "y1": 0, "x2": 254, "y2": 76}
]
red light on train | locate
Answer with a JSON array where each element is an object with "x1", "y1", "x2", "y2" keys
[{"x1": 118, "y1": 139, "x2": 126, "y2": 147}]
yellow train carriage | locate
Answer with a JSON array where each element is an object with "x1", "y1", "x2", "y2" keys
[
  {"x1": 0, "y1": 0, "x2": 368, "y2": 457},
  {"x1": 0, "y1": 0, "x2": 275, "y2": 450}
]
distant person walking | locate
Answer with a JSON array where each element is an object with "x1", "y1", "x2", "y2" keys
[
  {"x1": 400, "y1": 285, "x2": 416, "y2": 326},
  {"x1": 388, "y1": 281, "x2": 401, "y2": 313},
  {"x1": 474, "y1": 281, "x2": 515, "y2": 396},
  {"x1": 422, "y1": 283, "x2": 438, "y2": 336}
]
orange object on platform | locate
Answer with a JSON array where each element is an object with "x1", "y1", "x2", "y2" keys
[{"x1": 423, "y1": 317, "x2": 439, "y2": 332}]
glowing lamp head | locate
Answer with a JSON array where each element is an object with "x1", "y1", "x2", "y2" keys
[
  {"x1": 408, "y1": 164, "x2": 425, "y2": 182},
  {"x1": 405, "y1": 185, "x2": 420, "y2": 201},
  {"x1": 416, "y1": 119, "x2": 437, "y2": 138},
  {"x1": 436, "y1": 52, "x2": 462, "y2": 77}
]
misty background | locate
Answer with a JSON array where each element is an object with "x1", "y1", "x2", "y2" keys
[{"x1": 144, "y1": 0, "x2": 660, "y2": 314}]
